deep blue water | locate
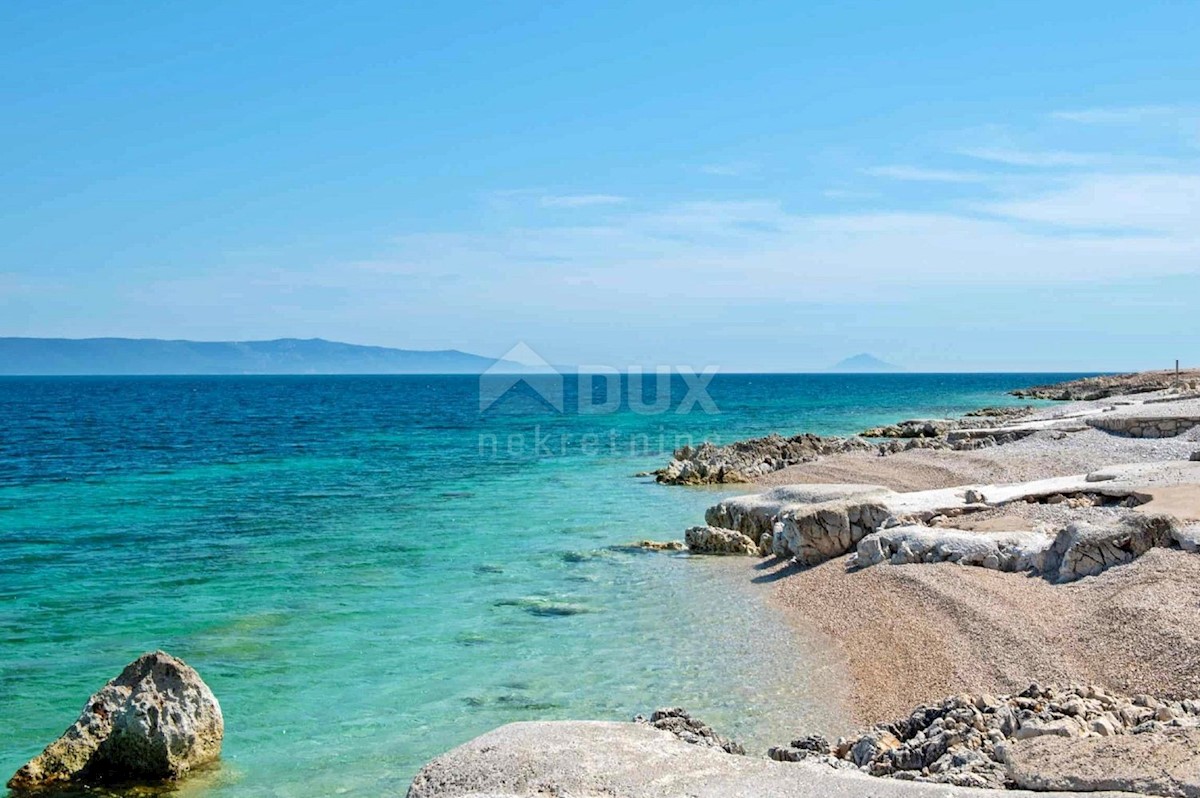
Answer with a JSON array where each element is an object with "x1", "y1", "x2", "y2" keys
[{"x1": 0, "y1": 373, "x2": 1080, "y2": 796}]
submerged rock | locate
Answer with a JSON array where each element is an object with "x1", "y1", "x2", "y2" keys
[
  {"x1": 633, "y1": 539, "x2": 685, "y2": 551},
  {"x1": 7, "y1": 651, "x2": 223, "y2": 791}
]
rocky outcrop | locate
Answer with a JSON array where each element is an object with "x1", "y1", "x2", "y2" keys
[
  {"x1": 655, "y1": 434, "x2": 873, "y2": 485},
  {"x1": 861, "y1": 419, "x2": 957, "y2": 439},
  {"x1": 634, "y1": 708, "x2": 745, "y2": 755},
  {"x1": 705, "y1": 485, "x2": 891, "y2": 544},
  {"x1": 406, "y1": 718, "x2": 1130, "y2": 798},
  {"x1": 1007, "y1": 727, "x2": 1200, "y2": 795},
  {"x1": 690, "y1": 461, "x2": 1199, "y2": 571},
  {"x1": 770, "y1": 684, "x2": 1200, "y2": 794},
  {"x1": 7, "y1": 651, "x2": 223, "y2": 791},
  {"x1": 684, "y1": 525, "x2": 760, "y2": 555},
  {"x1": 655, "y1": 408, "x2": 1048, "y2": 485},
  {"x1": 851, "y1": 514, "x2": 1181, "y2": 583},
  {"x1": 773, "y1": 499, "x2": 893, "y2": 565},
  {"x1": 1012, "y1": 370, "x2": 1200, "y2": 401},
  {"x1": 965, "y1": 406, "x2": 1037, "y2": 420},
  {"x1": 1047, "y1": 515, "x2": 1176, "y2": 581},
  {"x1": 862, "y1": 408, "x2": 1036, "y2": 440},
  {"x1": 852, "y1": 525, "x2": 1052, "y2": 574}
]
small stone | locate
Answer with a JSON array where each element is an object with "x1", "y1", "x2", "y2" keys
[
  {"x1": 850, "y1": 731, "x2": 901, "y2": 767},
  {"x1": 1014, "y1": 717, "x2": 1084, "y2": 740},
  {"x1": 974, "y1": 694, "x2": 999, "y2": 710}
]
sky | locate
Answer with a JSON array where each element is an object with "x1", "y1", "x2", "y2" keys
[{"x1": 1, "y1": 0, "x2": 1198, "y2": 371}]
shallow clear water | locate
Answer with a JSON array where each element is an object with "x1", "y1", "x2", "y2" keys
[{"x1": 0, "y1": 373, "x2": 1073, "y2": 796}]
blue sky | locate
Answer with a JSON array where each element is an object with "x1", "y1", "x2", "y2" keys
[{"x1": 2, "y1": 1, "x2": 1198, "y2": 371}]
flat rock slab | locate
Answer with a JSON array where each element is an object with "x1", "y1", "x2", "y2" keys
[
  {"x1": 406, "y1": 721, "x2": 1145, "y2": 798},
  {"x1": 1137, "y1": 485, "x2": 1200, "y2": 523},
  {"x1": 1008, "y1": 728, "x2": 1200, "y2": 796}
]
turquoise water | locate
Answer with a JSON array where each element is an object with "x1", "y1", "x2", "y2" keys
[{"x1": 0, "y1": 374, "x2": 1073, "y2": 796}]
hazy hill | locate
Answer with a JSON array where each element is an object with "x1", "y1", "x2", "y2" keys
[
  {"x1": 0, "y1": 337, "x2": 520, "y2": 375},
  {"x1": 828, "y1": 353, "x2": 904, "y2": 373}
]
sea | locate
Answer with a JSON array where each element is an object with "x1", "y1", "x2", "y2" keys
[{"x1": 0, "y1": 373, "x2": 1078, "y2": 796}]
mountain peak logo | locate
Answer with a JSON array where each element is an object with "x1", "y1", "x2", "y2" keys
[{"x1": 479, "y1": 342, "x2": 564, "y2": 413}]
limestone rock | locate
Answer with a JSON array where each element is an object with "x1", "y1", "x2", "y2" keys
[
  {"x1": 860, "y1": 419, "x2": 955, "y2": 439},
  {"x1": 851, "y1": 525, "x2": 1050, "y2": 573},
  {"x1": 654, "y1": 434, "x2": 873, "y2": 485},
  {"x1": 772, "y1": 684, "x2": 1200, "y2": 793},
  {"x1": 1012, "y1": 369, "x2": 1200, "y2": 401},
  {"x1": 1007, "y1": 728, "x2": 1200, "y2": 796},
  {"x1": 705, "y1": 485, "x2": 891, "y2": 546},
  {"x1": 773, "y1": 499, "x2": 893, "y2": 565},
  {"x1": 634, "y1": 708, "x2": 745, "y2": 755},
  {"x1": 407, "y1": 719, "x2": 1125, "y2": 798},
  {"x1": 1048, "y1": 515, "x2": 1176, "y2": 582},
  {"x1": 7, "y1": 651, "x2": 223, "y2": 791},
  {"x1": 1013, "y1": 717, "x2": 1085, "y2": 740},
  {"x1": 634, "y1": 539, "x2": 685, "y2": 551},
  {"x1": 684, "y1": 525, "x2": 759, "y2": 555}
]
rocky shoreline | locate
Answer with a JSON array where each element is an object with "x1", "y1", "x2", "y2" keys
[
  {"x1": 653, "y1": 405, "x2": 1039, "y2": 485},
  {"x1": 767, "y1": 683, "x2": 1200, "y2": 792},
  {"x1": 1012, "y1": 367, "x2": 1200, "y2": 401},
  {"x1": 407, "y1": 370, "x2": 1200, "y2": 798}
]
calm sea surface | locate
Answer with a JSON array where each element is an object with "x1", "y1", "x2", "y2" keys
[{"x1": 0, "y1": 373, "x2": 1077, "y2": 796}]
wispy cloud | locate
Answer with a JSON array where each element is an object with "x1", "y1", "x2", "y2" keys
[
  {"x1": 823, "y1": 188, "x2": 881, "y2": 200},
  {"x1": 957, "y1": 147, "x2": 1101, "y2": 167},
  {"x1": 862, "y1": 165, "x2": 989, "y2": 183},
  {"x1": 981, "y1": 173, "x2": 1200, "y2": 234},
  {"x1": 539, "y1": 193, "x2": 628, "y2": 208},
  {"x1": 699, "y1": 161, "x2": 759, "y2": 177},
  {"x1": 1051, "y1": 105, "x2": 1184, "y2": 124},
  {"x1": 154, "y1": 106, "x2": 1199, "y2": 360}
]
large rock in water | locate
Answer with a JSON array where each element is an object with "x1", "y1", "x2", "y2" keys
[{"x1": 7, "y1": 651, "x2": 223, "y2": 791}]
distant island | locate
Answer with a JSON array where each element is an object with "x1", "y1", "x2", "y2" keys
[
  {"x1": 0, "y1": 337, "x2": 521, "y2": 375},
  {"x1": 827, "y1": 353, "x2": 904, "y2": 373}
]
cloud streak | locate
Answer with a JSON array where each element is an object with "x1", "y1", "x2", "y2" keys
[
  {"x1": 1051, "y1": 105, "x2": 1185, "y2": 124},
  {"x1": 538, "y1": 193, "x2": 628, "y2": 208},
  {"x1": 699, "y1": 161, "x2": 759, "y2": 177},
  {"x1": 862, "y1": 165, "x2": 990, "y2": 183},
  {"x1": 956, "y1": 147, "x2": 1101, "y2": 167}
]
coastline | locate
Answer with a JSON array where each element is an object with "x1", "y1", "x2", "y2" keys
[
  {"x1": 409, "y1": 369, "x2": 1200, "y2": 796},
  {"x1": 753, "y1": 383, "x2": 1200, "y2": 723}
]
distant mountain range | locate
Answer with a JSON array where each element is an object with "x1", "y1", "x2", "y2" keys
[
  {"x1": 827, "y1": 353, "x2": 904, "y2": 373},
  {"x1": 0, "y1": 337, "x2": 522, "y2": 375}
]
